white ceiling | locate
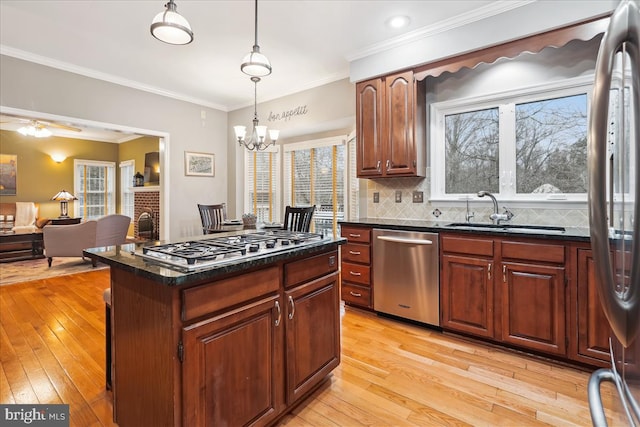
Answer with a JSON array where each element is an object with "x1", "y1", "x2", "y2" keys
[{"x1": 0, "y1": 0, "x2": 511, "y2": 113}]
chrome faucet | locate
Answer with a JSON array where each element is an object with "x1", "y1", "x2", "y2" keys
[{"x1": 477, "y1": 191, "x2": 511, "y2": 224}]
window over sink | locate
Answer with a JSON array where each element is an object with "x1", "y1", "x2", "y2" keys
[{"x1": 431, "y1": 77, "x2": 590, "y2": 203}]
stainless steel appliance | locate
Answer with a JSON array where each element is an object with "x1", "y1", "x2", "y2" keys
[
  {"x1": 372, "y1": 229, "x2": 439, "y2": 326},
  {"x1": 587, "y1": 1, "x2": 640, "y2": 425},
  {"x1": 137, "y1": 230, "x2": 324, "y2": 271}
]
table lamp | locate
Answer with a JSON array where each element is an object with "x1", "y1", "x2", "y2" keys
[{"x1": 51, "y1": 190, "x2": 77, "y2": 218}]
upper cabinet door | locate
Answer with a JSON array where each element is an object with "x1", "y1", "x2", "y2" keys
[
  {"x1": 385, "y1": 71, "x2": 416, "y2": 176},
  {"x1": 355, "y1": 71, "x2": 425, "y2": 178},
  {"x1": 356, "y1": 78, "x2": 384, "y2": 177}
]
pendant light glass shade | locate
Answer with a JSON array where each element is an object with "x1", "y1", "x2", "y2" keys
[
  {"x1": 241, "y1": 48, "x2": 272, "y2": 77},
  {"x1": 150, "y1": 0, "x2": 194, "y2": 45},
  {"x1": 241, "y1": 0, "x2": 271, "y2": 77}
]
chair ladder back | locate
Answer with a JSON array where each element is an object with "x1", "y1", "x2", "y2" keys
[
  {"x1": 197, "y1": 203, "x2": 226, "y2": 234},
  {"x1": 283, "y1": 205, "x2": 315, "y2": 232}
]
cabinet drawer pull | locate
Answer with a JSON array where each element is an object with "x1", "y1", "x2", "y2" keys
[
  {"x1": 502, "y1": 265, "x2": 507, "y2": 283},
  {"x1": 275, "y1": 300, "x2": 282, "y2": 326},
  {"x1": 349, "y1": 250, "x2": 361, "y2": 255},
  {"x1": 288, "y1": 295, "x2": 295, "y2": 320},
  {"x1": 349, "y1": 271, "x2": 362, "y2": 276},
  {"x1": 348, "y1": 233, "x2": 361, "y2": 238},
  {"x1": 349, "y1": 291, "x2": 362, "y2": 297},
  {"x1": 488, "y1": 263, "x2": 492, "y2": 280}
]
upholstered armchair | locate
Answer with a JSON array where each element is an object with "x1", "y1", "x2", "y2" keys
[{"x1": 43, "y1": 214, "x2": 130, "y2": 267}]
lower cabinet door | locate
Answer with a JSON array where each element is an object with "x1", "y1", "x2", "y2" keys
[
  {"x1": 501, "y1": 262, "x2": 566, "y2": 355},
  {"x1": 285, "y1": 273, "x2": 340, "y2": 404},
  {"x1": 441, "y1": 254, "x2": 495, "y2": 338},
  {"x1": 182, "y1": 295, "x2": 284, "y2": 427}
]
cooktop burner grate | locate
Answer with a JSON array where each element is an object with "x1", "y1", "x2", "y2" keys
[{"x1": 138, "y1": 230, "x2": 324, "y2": 269}]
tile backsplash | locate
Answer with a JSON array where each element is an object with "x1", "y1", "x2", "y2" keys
[{"x1": 365, "y1": 176, "x2": 589, "y2": 228}]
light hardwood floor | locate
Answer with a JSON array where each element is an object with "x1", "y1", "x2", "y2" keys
[{"x1": 0, "y1": 271, "x2": 628, "y2": 426}]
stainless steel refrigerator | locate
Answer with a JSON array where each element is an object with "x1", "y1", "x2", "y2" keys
[{"x1": 587, "y1": 1, "x2": 640, "y2": 425}]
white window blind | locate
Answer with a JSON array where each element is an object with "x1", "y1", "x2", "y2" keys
[
  {"x1": 347, "y1": 132, "x2": 359, "y2": 221},
  {"x1": 120, "y1": 160, "x2": 135, "y2": 220},
  {"x1": 244, "y1": 146, "x2": 280, "y2": 223},
  {"x1": 283, "y1": 136, "x2": 347, "y2": 237},
  {"x1": 74, "y1": 159, "x2": 116, "y2": 219}
]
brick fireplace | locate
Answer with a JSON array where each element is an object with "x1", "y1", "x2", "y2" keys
[{"x1": 133, "y1": 188, "x2": 160, "y2": 240}]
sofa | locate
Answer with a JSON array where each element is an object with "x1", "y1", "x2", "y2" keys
[
  {"x1": 43, "y1": 214, "x2": 131, "y2": 267},
  {"x1": 0, "y1": 202, "x2": 50, "y2": 230}
]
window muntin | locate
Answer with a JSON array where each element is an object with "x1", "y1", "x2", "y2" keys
[
  {"x1": 119, "y1": 160, "x2": 135, "y2": 220},
  {"x1": 432, "y1": 81, "x2": 591, "y2": 202},
  {"x1": 74, "y1": 159, "x2": 116, "y2": 219},
  {"x1": 244, "y1": 147, "x2": 280, "y2": 223},
  {"x1": 284, "y1": 137, "x2": 347, "y2": 237}
]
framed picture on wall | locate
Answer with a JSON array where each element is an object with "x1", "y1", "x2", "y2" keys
[
  {"x1": 0, "y1": 154, "x2": 17, "y2": 195},
  {"x1": 184, "y1": 151, "x2": 215, "y2": 177}
]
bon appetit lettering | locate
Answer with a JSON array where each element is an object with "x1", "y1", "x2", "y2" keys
[{"x1": 267, "y1": 105, "x2": 308, "y2": 122}]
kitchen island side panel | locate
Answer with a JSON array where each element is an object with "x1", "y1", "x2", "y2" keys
[{"x1": 111, "y1": 267, "x2": 182, "y2": 427}]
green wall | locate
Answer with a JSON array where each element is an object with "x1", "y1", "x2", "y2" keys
[{"x1": 0, "y1": 129, "x2": 121, "y2": 219}]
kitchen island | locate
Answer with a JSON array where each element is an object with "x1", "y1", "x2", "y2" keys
[{"x1": 85, "y1": 230, "x2": 345, "y2": 427}]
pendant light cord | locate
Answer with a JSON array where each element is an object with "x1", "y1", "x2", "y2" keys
[{"x1": 253, "y1": 0, "x2": 259, "y2": 49}]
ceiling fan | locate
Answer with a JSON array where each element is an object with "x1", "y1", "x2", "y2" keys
[{"x1": 0, "y1": 117, "x2": 82, "y2": 138}]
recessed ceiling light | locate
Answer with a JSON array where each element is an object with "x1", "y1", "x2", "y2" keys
[{"x1": 386, "y1": 15, "x2": 410, "y2": 29}]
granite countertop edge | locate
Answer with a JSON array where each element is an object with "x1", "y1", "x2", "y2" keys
[
  {"x1": 339, "y1": 218, "x2": 591, "y2": 242},
  {"x1": 83, "y1": 237, "x2": 346, "y2": 286}
]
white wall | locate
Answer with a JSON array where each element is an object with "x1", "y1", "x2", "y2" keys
[{"x1": 0, "y1": 55, "x2": 227, "y2": 240}]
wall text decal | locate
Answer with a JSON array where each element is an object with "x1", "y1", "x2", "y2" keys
[{"x1": 267, "y1": 105, "x2": 309, "y2": 122}]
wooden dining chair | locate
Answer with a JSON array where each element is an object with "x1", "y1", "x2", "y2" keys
[
  {"x1": 197, "y1": 203, "x2": 227, "y2": 234},
  {"x1": 283, "y1": 205, "x2": 315, "y2": 232}
]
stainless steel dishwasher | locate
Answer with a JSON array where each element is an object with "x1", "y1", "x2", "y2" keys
[{"x1": 373, "y1": 228, "x2": 439, "y2": 326}]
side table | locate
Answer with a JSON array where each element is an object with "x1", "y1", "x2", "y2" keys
[{"x1": 50, "y1": 217, "x2": 82, "y2": 225}]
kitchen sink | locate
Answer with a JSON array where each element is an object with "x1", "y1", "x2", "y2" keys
[{"x1": 446, "y1": 223, "x2": 566, "y2": 234}]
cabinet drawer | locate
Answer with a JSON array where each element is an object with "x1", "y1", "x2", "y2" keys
[
  {"x1": 341, "y1": 283, "x2": 372, "y2": 308},
  {"x1": 341, "y1": 262, "x2": 370, "y2": 286},
  {"x1": 182, "y1": 267, "x2": 280, "y2": 321},
  {"x1": 342, "y1": 242, "x2": 370, "y2": 264},
  {"x1": 341, "y1": 226, "x2": 371, "y2": 244},
  {"x1": 501, "y1": 241, "x2": 564, "y2": 264},
  {"x1": 285, "y1": 250, "x2": 338, "y2": 288},
  {"x1": 441, "y1": 235, "x2": 494, "y2": 257}
]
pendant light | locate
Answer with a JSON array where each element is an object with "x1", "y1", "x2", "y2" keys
[
  {"x1": 241, "y1": 0, "x2": 272, "y2": 77},
  {"x1": 150, "y1": 0, "x2": 194, "y2": 45},
  {"x1": 234, "y1": 77, "x2": 279, "y2": 151}
]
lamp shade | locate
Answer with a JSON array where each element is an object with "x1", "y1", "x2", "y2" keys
[
  {"x1": 150, "y1": 0, "x2": 194, "y2": 45},
  {"x1": 51, "y1": 190, "x2": 77, "y2": 201}
]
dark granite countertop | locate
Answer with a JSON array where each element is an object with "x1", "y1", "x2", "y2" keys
[
  {"x1": 339, "y1": 218, "x2": 591, "y2": 242},
  {"x1": 83, "y1": 234, "x2": 346, "y2": 286}
]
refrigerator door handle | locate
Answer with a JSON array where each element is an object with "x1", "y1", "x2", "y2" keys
[{"x1": 588, "y1": 0, "x2": 640, "y2": 347}]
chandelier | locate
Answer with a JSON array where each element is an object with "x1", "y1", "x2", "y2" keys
[
  {"x1": 150, "y1": 0, "x2": 194, "y2": 45},
  {"x1": 234, "y1": 77, "x2": 279, "y2": 151},
  {"x1": 241, "y1": 0, "x2": 271, "y2": 77}
]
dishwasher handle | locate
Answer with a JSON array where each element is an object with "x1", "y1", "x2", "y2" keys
[{"x1": 376, "y1": 235, "x2": 433, "y2": 245}]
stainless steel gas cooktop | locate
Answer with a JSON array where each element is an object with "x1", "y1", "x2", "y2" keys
[{"x1": 136, "y1": 230, "x2": 324, "y2": 271}]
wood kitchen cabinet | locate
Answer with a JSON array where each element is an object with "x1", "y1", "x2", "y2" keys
[
  {"x1": 340, "y1": 225, "x2": 373, "y2": 309},
  {"x1": 110, "y1": 247, "x2": 341, "y2": 427},
  {"x1": 440, "y1": 235, "x2": 495, "y2": 338},
  {"x1": 440, "y1": 233, "x2": 567, "y2": 358},
  {"x1": 355, "y1": 70, "x2": 425, "y2": 178},
  {"x1": 500, "y1": 241, "x2": 566, "y2": 356}
]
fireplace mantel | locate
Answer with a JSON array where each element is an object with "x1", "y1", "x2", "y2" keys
[{"x1": 131, "y1": 186, "x2": 160, "y2": 193}]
